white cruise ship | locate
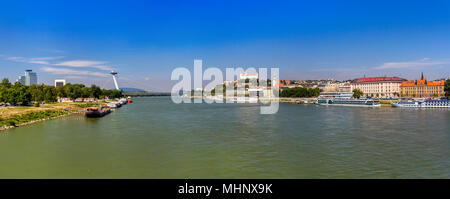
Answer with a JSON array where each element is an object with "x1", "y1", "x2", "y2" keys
[
  {"x1": 315, "y1": 92, "x2": 381, "y2": 107},
  {"x1": 392, "y1": 98, "x2": 450, "y2": 108}
]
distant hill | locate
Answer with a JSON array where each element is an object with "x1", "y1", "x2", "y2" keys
[
  {"x1": 120, "y1": 88, "x2": 147, "y2": 92},
  {"x1": 121, "y1": 88, "x2": 170, "y2": 96}
]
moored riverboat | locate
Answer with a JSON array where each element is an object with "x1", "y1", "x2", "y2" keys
[
  {"x1": 119, "y1": 98, "x2": 128, "y2": 105},
  {"x1": 85, "y1": 106, "x2": 111, "y2": 118},
  {"x1": 315, "y1": 92, "x2": 380, "y2": 107},
  {"x1": 316, "y1": 98, "x2": 381, "y2": 107},
  {"x1": 107, "y1": 102, "x2": 121, "y2": 108},
  {"x1": 392, "y1": 98, "x2": 450, "y2": 108}
]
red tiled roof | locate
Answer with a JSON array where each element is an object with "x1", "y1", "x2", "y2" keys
[
  {"x1": 401, "y1": 79, "x2": 444, "y2": 87},
  {"x1": 356, "y1": 76, "x2": 404, "y2": 83}
]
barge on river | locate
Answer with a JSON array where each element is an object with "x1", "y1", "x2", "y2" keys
[{"x1": 85, "y1": 106, "x2": 111, "y2": 118}]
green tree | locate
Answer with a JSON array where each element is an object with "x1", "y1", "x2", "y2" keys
[
  {"x1": 0, "y1": 79, "x2": 11, "y2": 102},
  {"x1": 56, "y1": 86, "x2": 65, "y2": 98},
  {"x1": 0, "y1": 80, "x2": 121, "y2": 104},
  {"x1": 100, "y1": 89, "x2": 122, "y2": 99},
  {"x1": 1, "y1": 78, "x2": 11, "y2": 88},
  {"x1": 44, "y1": 86, "x2": 57, "y2": 103},
  {"x1": 90, "y1": 84, "x2": 102, "y2": 98},
  {"x1": 81, "y1": 87, "x2": 91, "y2": 98},
  {"x1": 0, "y1": 86, "x2": 11, "y2": 103},
  {"x1": 280, "y1": 87, "x2": 321, "y2": 98},
  {"x1": 29, "y1": 85, "x2": 44, "y2": 102},
  {"x1": 352, "y1": 89, "x2": 363, "y2": 99},
  {"x1": 64, "y1": 84, "x2": 84, "y2": 100},
  {"x1": 10, "y1": 82, "x2": 31, "y2": 105},
  {"x1": 445, "y1": 79, "x2": 450, "y2": 97},
  {"x1": 211, "y1": 84, "x2": 228, "y2": 96}
]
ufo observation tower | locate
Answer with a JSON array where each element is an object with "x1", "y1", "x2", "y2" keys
[{"x1": 110, "y1": 70, "x2": 120, "y2": 90}]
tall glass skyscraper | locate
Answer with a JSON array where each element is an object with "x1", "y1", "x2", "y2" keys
[
  {"x1": 17, "y1": 70, "x2": 37, "y2": 85},
  {"x1": 25, "y1": 70, "x2": 37, "y2": 85}
]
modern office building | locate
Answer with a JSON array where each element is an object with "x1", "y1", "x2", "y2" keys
[
  {"x1": 351, "y1": 76, "x2": 406, "y2": 98},
  {"x1": 17, "y1": 75, "x2": 26, "y2": 85},
  {"x1": 25, "y1": 70, "x2": 37, "y2": 85},
  {"x1": 400, "y1": 73, "x2": 445, "y2": 98},
  {"x1": 17, "y1": 70, "x2": 37, "y2": 85},
  {"x1": 54, "y1": 79, "x2": 66, "y2": 87}
]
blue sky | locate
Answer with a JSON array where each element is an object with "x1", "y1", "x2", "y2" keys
[{"x1": 1, "y1": 0, "x2": 449, "y2": 91}]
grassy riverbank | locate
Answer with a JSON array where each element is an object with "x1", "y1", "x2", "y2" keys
[
  {"x1": 279, "y1": 97, "x2": 317, "y2": 103},
  {"x1": 0, "y1": 110, "x2": 68, "y2": 127},
  {"x1": 0, "y1": 102, "x2": 103, "y2": 131}
]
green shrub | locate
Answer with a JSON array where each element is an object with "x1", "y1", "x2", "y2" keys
[
  {"x1": 7, "y1": 121, "x2": 16, "y2": 126},
  {"x1": 76, "y1": 103, "x2": 98, "y2": 108},
  {"x1": 0, "y1": 110, "x2": 68, "y2": 127}
]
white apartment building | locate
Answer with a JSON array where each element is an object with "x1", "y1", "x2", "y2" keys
[
  {"x1": 351, "y1": 76, "x2": 405, "y2": 98},
  {"x1": 239, "y1": 72, "x2": 258, "y2": 80},
  {"x1": 54, "y1": 79, "x2": 66, "y2": 87}
]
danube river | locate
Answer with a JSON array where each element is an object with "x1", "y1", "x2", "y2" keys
[{"x1": 0, "y1": 97, "x2": 449, "y2": 178}]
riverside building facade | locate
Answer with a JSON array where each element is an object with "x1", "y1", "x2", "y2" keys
[
  {"x1": 351, "y1": 76, "x2": 405, "y2": 98},
  {"x1": 399, "y1": 73, "x2": 445, "y2": 98}
]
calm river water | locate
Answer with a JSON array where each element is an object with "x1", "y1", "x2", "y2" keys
[{"x1": 0, "y1": 97, "x2": 449, "y2": 178}]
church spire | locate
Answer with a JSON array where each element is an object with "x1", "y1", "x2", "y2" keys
[{"x1": 421, "y1": 72, "x2": 424, "y2": 80}]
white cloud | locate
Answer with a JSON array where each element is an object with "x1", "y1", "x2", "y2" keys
[
  {"x1": 28, "y1": 60, "x2": 50, "y2": 65},
  {"x1": 5, "y1": 56, "x2": 114, "y2": 71},
  {"x1": 6, "y1": 56, "x2": 27, "y2": 62},
  {"x1": 31, "y1": 56, "x2": 64, "y2": 61},
  {"x1": 373, "y1": 58, "x2": 446, "y2": 70},
  {"x1": 6, "y1": 56, "x2": 63, "y2": 65},
  {"x1": 41, "y1": 67, "x2": 109, "y2": 77},
  {"x1": 42, "y1": 49, "x2": 65, "y2": 54},
  {"x1": 64, "y1": 75, "x2": 86, "y2": 79},
  {"x1": 91, "y1": 65, "x2": 114, "y2": 71},
  {"x1": 53, "y1": 60, "x2": 113, "y2": 71},
  {"x1": 54, "y1": 60, "x2": 105, "y2": 67}
]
